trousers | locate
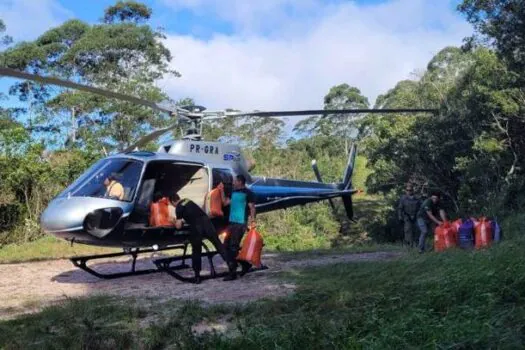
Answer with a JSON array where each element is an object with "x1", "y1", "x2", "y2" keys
[
  {"x1": 403, "y1": 218, "x2": 418, "y2": 247},
  {"x1": 224, "y1": 223, "x2": 248, "y2": 269},
  {"x1": 417, "y1": 218, "x2": 430, "y2": 252},
  {"x1": 190, "y1": 220, "x2": 232, "y2": 275}
]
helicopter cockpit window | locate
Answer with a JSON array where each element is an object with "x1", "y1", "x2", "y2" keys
[{"x1": 58, "y1": 158, "x2": 143, "y2": 202}]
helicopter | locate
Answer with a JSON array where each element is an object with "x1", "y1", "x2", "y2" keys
[{"x1": 0, "y1": 67, "x2": 437, "y2": 283}]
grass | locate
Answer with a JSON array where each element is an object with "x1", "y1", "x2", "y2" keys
[
  {"x1": 1, "y1": 239, "x2": 524, "y2": 349},
  {"x1": 0, "y1": 236, "x2": 118, "y2": 264}
]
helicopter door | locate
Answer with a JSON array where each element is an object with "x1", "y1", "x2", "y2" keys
[
  {"x1": 212, "y1": 168, "x2": 234, "y2": 197},
  {"x1": 128, "y1": 161, "x2": 209, "y2": 227}
]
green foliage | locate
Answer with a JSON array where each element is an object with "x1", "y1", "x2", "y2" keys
[
  {"x1": 361, "y1": 44, "x2": 525, "y2": 223},
  {"x1": 459, "y1": 0, "x2": 525, "y2": 75},
  {"x1": 0, "y1": 146, "x2": 99, "y2": 244},
  {"x1": 103, "y1": 1, "x2": 152, "y2": 24},
  {"x1": 2, "y1": 6, "x2": 178, "y2": 151}
]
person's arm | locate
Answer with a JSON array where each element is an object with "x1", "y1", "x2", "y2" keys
[
  {"x1": 426, "y1": 210, "x2": 442, "y2": 225},
  {"x1": 174, "y1": 219, "x2": 183, "y2": 229},
  {"x1": 439, "y1": 209, "x2": 447, "y2": 222},
  {"x1": 173, "y1": 204, "x2": 184, "y2": 229}
]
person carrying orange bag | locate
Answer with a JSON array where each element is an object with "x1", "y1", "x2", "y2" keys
[
  {"x1": 222, "y1": 174, "x2": 256, "y2": 281},
  {"x1": 416, "y1": 191, "x2": 448, "y2": 253}
]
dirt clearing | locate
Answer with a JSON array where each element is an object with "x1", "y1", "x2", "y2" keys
[{"x1": 0, "y1": 250, "x2": 401, "y2": 320}]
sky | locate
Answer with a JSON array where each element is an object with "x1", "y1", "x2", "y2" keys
[{"x1": 0, "y1": 0, "x2": 472, "y2": 118}]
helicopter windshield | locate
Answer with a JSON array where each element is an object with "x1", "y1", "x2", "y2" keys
[{"x1": 58, "y1": 158, "x2": 143, "y2": 202}]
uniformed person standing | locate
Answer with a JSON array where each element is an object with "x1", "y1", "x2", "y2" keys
[{"x1": 397, "y1": 184, "x2": 421, "y2": 248}]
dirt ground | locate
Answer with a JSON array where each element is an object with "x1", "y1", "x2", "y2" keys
[{"x1": 0, "y1": 250, "x2": 402, "y2": 320}]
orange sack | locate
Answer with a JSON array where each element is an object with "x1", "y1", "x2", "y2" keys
[
  {"x1": 435, "y1": 221, "x2": 457, "y2": 252},
  {"x1": 237, "y1": 226, "x2": 264, "y2": 268},
  {"x1": 149, "y1": 197, "x2": 173, "y2": 227},
  {"x1": 452, "y1": 219, "x2": 462, "y2": 244},
  {"x1": 434, "y1": 225, "x2": 444, "y2": 252},
  {"x1": 474, "y1": 217, "x2": 492, "y2": 249},
  {"x1": 204, "y1": 183, "x2": 225, "y2": 218}
]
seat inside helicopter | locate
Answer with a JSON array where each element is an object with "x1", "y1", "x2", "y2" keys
[{"x1": 127, "y1": 161, "x2": 209, "y2": 228}]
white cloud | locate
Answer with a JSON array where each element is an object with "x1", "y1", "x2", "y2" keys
[
  {"x1": 158, "y1": 0, "x2": 472, "y2": 114},
  {"x1": 0, "y1": 0, "x2": 72, "y2": 42}
]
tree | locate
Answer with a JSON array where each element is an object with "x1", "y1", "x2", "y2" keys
[
  {"x1": 2, "y1": 2, "x2": 179, "y2": 151},
  {"x1": 361, "y1": 47, "x2": 478, "y2": 213},
  {"x1": 459, "y1": 0, "x2": 525, "y2": 75},
  {"x1": 294, "y1": 84, "x2": 369, "y2": 141},
  {"x1": 103, "y1": 1, "x2": 152, "y2": 24}
]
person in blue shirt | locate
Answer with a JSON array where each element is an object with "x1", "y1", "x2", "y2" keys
[{"x1": 222, "y1": 174, "x2": 256, "y2": 281}]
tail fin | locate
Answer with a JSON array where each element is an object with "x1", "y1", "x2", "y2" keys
[
  {"x1": 342, "y1": 143, "x2": 357, "y2": 190},
  {"x1": 342, "y1": 143, "x2": 357, "y2": 221}
]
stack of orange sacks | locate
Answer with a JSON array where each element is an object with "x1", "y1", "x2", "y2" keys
[{"x1": 434, "y1": 216, "x2": 494, "y2": 252}]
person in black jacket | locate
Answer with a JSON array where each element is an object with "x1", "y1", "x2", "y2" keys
[
  {"x1": 169, "y1": 192, "x2": 235, "y2": 284},
  {"x1": 397, "y1": 184, "x2": 421, "y2": 248}
]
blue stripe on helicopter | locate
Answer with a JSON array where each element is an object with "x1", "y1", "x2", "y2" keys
[{"x1": 249, "y1": 185, "x2": 335, "y2": 200}]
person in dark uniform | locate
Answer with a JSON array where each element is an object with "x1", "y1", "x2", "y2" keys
[
  {"x1": 397, "y1": 184, "x2": 421, "y2": 248},
  {"x1": 169, "y1": 192, "x2": 235, "y2": 284},
  {"x1": 222, "y1": 174, "x2": 256, "y2": 281}
]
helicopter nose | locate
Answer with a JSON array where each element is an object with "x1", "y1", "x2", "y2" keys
[{"x1": 40, "y1": 197, "x2": 130, "y2": 236}]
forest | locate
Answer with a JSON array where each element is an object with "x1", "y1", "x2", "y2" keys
[{"x1": 1, "y1": 0, "x2": 524, "y2": 249}]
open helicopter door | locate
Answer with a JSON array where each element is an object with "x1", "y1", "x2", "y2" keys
[{"x1": 129, "y1": 160, "x2": 210, "y2": 228}]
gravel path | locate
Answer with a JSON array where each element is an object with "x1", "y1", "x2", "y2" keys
[{"x1": 0, "y1": 250, "x2": 401, "y2": 320}]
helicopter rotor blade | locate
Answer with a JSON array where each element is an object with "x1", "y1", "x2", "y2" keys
[
  {"x1": 236, "y1": 108, "x2": 438, "y2": 117},
  {"x1": 0, "y1": 67, "x2": 183, "y2": 115},
  {"x1": 121, "y1": 123, "x2": 182, "y2": 153},
  {"x1": 202, "y1": 108, "x2": 438, "y2": 120}
]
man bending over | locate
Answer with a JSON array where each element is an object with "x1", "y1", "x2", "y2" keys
[{"x1": 169, "y1": 192, "x2": 235, "y2": 284}]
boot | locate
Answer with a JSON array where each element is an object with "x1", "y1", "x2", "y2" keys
[
  {"x1": 223, "y1": 271, "x2": 237, "y2": 281},
  {"x1": 193, "y1": 271, "x2": 201, "y2": 284},
  {"x1": 223, "y1": 262, "x2": 237, "y2": 281},
  {"x1": 239, "y1": 261, "x2": 252, "y2": 276}
]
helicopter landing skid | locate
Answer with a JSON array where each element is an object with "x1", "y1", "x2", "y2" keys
[
  {"x1": 70, "y1": 244, "x2": 190, "y2": 280},
  {"x1": 154, "y1": 241, "x2": 270, "y2": 283},
  {"x1": 153, "y1": 241, "x2": 226, "y2": 283}
]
